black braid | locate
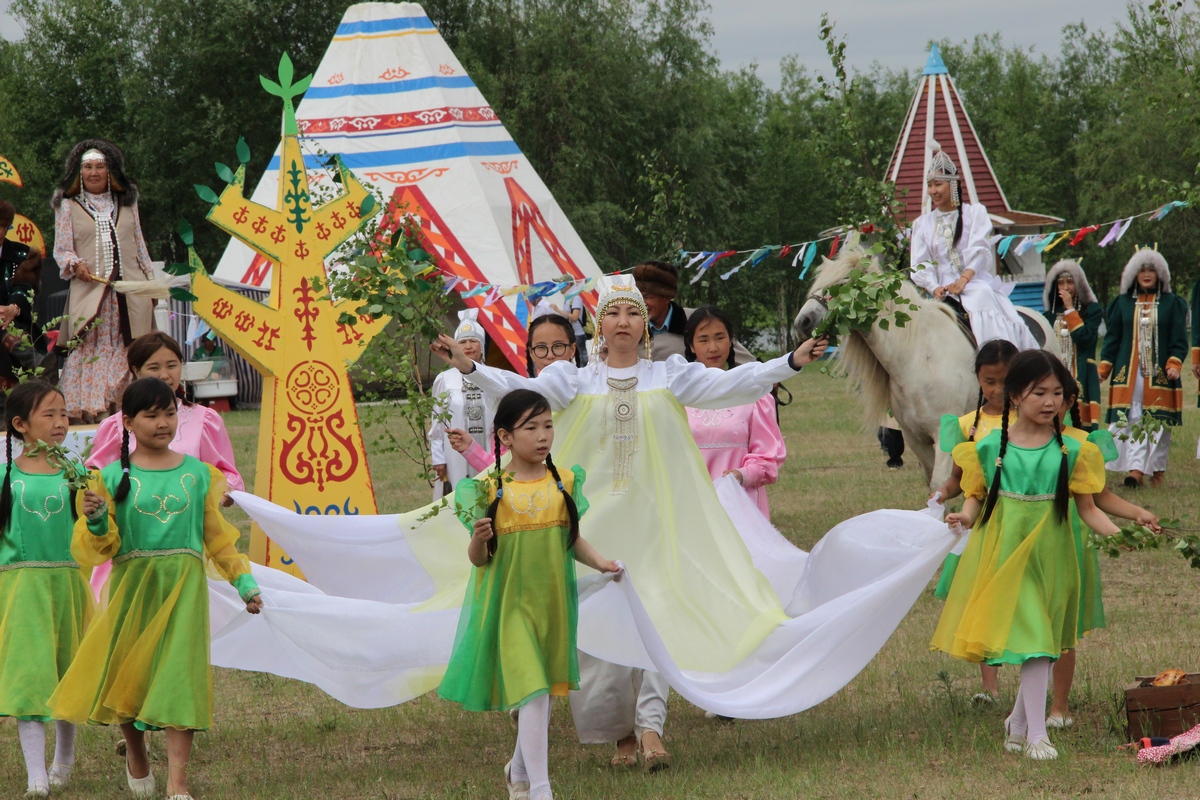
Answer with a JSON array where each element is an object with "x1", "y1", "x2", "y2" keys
[
  {"x1": 953, "y1": 196, "x2": 964, "y2": 247},
  {"x1": 979, "y1": 393, "x2": 1010, "y2": 526},
  {"x1": 969, "y1": 388, "x2": 984, "y2": 441},
  {"x1": 1068, "y1": 396, "x2": 1083, "y2": 431},
  {"x1": 114, "y1": 427, "x2": 132, "y2": 503},
  {"x1": 544, "y1": 453, "x2": 580, "y2": 550},
  {"x1": 0, "y1": 429, "x2": 11, "y2": 531},
  {"x1": 1052, "y1": 415, "x2": 1071, "y2": 523},
  {"x1": 482, "y1": 431, "x2": 503, "y2": 559}
]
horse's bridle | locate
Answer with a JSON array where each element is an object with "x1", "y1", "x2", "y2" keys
[{"x1": 806, "y1": 292, "x2": 829, "y2": 309}]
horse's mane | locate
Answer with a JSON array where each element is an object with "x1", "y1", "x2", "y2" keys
[{"x1": 809, "y1": 243, "x2": 960, "y2": 429}]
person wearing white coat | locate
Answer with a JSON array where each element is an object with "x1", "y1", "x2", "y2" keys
[
  {"x1": 428, "y1": 311, "x2": 496, "y2": 500},
  {"x1": 909, "y1": 142, "x2": 1038, "y2": 352}
]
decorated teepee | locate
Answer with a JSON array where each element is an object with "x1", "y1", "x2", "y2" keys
[
  {"x1": 887, "y1": 45, "x2": 1061, "y2": 301},
  {"x1": 213, "y1": 2, "x2": 603, "y2": 373}
]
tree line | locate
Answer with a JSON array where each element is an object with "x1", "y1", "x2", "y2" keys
[{"x1": 1, "y1": 0, "x2": 1198, "y2": 348}]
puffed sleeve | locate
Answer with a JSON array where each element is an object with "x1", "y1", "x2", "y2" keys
[
  {"x1": 951, "y1": 441, "x2": 986, "y2": 500},
  {"x1": 569, "y1": 465, "x2": 589, "y2": 520},
  {"x1": 739, "y1": 395, "x2": 786, "y2": 489},
  {"x1": 1086, "y1": 429, "x2": 1119, "y2": 464},
  {"x1": 939, "y1": 413, "x2": 967, "y2": 454},
  {"x1": 960, "y1": 204, "x2": 996, "y2": 280},
  {"x1": 72, "y1": 470, "x2": 121, "y2": 565},
  {"x1": 1099, "y1": 298, "x2": 1122, "y2": 381},
  {"x1": 53, "y1": 201, "x2": 82, "y2": 277},
  {"x1": 454, "y1": 476, "x2": 495, "y2": 533},
  {"x1": 1069, "y1": 441, "x2": 1107, "y2": 496},
  {"x1": 85, "y1": 414, "x2": 123, "y2": 470},
  {"x1": 466, "y1": 359, "x2": 578, "y2": 412},
  {"x1": 201, "y1": 465, "x2": 259, "y2": 602},
  {"x1": 665, "y1": 354, "x2": 798, "y2": 409},
  {"x1": 199, "y1": 408, "x2": 244, "y2": 492},
  {"x1": 908, "y1": 215, "x2": 938, "y2": 293}
]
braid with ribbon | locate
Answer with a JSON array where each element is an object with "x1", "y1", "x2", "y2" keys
[
  {"x1": 979, "y1": 392, "x2": 1010, "y2": 526},
  {"x1": 114, "y1": 427, "x2": 132, "y2": 503},
  {"x1": 969, "y1": 388, "x2": 984, "y2": 441},
  {"x1": 544, "y1": 453, "x2": 579, "y2": 550},
  {"x1": 1052, "y1": 415, "x2": 1071, "y2": 523},
  {"x1": 482, "y1": 431, "x2": 504, "y2": 559}
]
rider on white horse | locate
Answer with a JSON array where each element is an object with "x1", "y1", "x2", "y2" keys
[{"x1": 909, "y1": 142, "x2": 1039, "y2": 352}]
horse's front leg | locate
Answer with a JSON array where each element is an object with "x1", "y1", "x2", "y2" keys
[
  {"x1": 901, "y1": 425, "x2": 937, "y2": 485},
  {"x1": 930, "y1": 448, "x2": 954, "y2": 494}
]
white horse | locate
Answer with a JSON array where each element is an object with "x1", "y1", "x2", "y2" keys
[{"x1": 793, "y1": 244, "x2": 1056, "y2": 489}]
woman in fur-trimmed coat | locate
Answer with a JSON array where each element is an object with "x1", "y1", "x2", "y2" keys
[
  {"x1": 1043, "y1": 259, "x2": 1103, "y2": 430},
  {"x1": 1099, "y1": 249, "x2": 1189, "y2": 487}
]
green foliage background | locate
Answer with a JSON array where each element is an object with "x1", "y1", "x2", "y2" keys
[{"x1": 2, "y1": 0, "x2": 1199, "y2": 348}]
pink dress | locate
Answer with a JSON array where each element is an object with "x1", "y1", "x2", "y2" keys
[
  {"x1": 85, "y1": 400, "x2": 244, "y2": 598},
  {"x1": 685, "y1": 394, "x2": 786, "y2": 519}
]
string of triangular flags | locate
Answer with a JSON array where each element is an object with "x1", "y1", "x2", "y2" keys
[{"x1": 436, "y1": 200, "x2": 1188, "y2": 303}]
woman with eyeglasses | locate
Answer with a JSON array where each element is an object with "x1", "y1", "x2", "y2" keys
[{"x1": 448, "y1": 314, "x2": 578, "y2": 470}]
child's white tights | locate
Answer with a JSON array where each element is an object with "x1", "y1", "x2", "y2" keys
[
  {"x1": 509, "y1": 694, "x2": 552, "y2": 799},
  {"x1": 17, "y1": 719, "x2": 76, "y2": 791},
  {"x1": 1007, "y1": 657, "x2": 1051, "y2": 744}
]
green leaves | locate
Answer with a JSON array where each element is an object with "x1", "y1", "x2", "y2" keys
[
  {"x1": 215, "y1": 162, "x2": 235, "y2": 184},
  {"x1": 170, "y1": 287, "x2": 198, "y2": 303},
  {"x1": 194, "y1": 184, "x2": 220, "y2": 204},
  {"x1": 359, "y1": 194, "x2": 377, "y2": 219},
  {"x1": 1088, "y1": 519, "x2": 1200, "y2": 572},
  {"x1": 178, "y1": 218, "x2": 194, "y2": 247},
  {"x1": 236, "y1": 136, "x2": 251, "y2": 166},
  {"x1": 163, "y1": 261, "x2": 193, "y2": 277},
  {"x1": 811, "y1": 256, "x2": 920, "y2": 343}
]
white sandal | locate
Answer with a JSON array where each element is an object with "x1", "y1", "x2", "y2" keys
[
  {"x1": 1024, "y1": 737, "x2": 1058, "y2": 760},
  {"x1": 1003, "y1": 715, "x2": 1026, "y2": 754},
  {"x1": 125, "y1": 765, "x2": 156, "y2": 798},
  {"x1": 49, "y1": 761, "x2": 72, "y2": 789},
  {"x1": 23, "y1": 782, "x2": 49, "y2": 799},
  {"x1": 504, "y1": 760, "x2": 530, "y2": 800},
  {"x1": 1046, "y1": 714, "x2": 1074, "y2": 729}
]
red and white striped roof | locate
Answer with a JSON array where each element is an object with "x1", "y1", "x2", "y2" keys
[{"x1": 887, "y1": 45, "x2": 1061, "y2": 229}]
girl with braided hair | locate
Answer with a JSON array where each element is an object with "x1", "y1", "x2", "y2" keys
[
  {"x1": 0, "y1": 382, "x2": 91, "y2": 797},
  {"x1": 932, "y1": 338, "x2": 1019, "y2": 704},
  {"x1": 439, "y1": 389, "x2": 617, "y2": 800},
  {"x1": 932, "y1": 350, "x2": 1119, "y2": 760},
  {"x1": 49, "y1": 378, "x2": 262, "y2": 800}
]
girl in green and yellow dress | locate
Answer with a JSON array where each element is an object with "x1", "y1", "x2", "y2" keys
[
  {"x1": 48, "y1": 378, "x2": 263, "y2": 800},
  {"x1": 932, "y1": 351, "x2": 1120, "y2": 760},
  {"x1": 438, "y1": 388, "x2": 618, "y2": 800},
  {"x1": 0, "y1": 382, "x2": 93, "y2": 798}
]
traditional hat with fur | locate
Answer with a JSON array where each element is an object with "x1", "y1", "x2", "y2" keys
[
  {"x1": 1119, "y1": 248, "x2": 1171, "y2": 295},
  {"x1": 453, "y1": 308, "x2": 486, "y2": 344},
  {"x1": 52, "y1": 138, "x2": 139, "y2": 210},
  {"x1": 1043, "y1": 259, "x2": 1098, "y2": 311},
  {"x1": 631, "y1": 260, "x2": 679, "y2": 300}
]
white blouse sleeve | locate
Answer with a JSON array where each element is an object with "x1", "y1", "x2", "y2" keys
[
  {"x1": 908, "y1": 215, "x2": 938, "y2": 293},
  {"x1": 664, "y1": 354, "x2": 798, "y2": 409},
  {"x1": 463, "y1": 360, "x2": 578, "y2": 411},
  {"x1": 960, "y1": 204, "x2": 996, "y2": 281}
]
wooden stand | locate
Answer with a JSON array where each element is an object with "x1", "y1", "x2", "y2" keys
[{"x1": 1126, "y1": 673, "x2": 1200, "y2": 740}]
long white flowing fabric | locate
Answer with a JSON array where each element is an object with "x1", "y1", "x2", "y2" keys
[{"x1": 209, "y1": 482, "x2": 956, "y2": 717}]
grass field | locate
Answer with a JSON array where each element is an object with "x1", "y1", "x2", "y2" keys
[{"x1": 5, "y1": 368, "x2": 1200, "y2": 799}]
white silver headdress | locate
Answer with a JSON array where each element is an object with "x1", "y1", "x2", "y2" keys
[
  {"x1": 927, "y1": 141, "x2": 960, "y2": 207},
  {"x1": 453, "y1": 308, "x2": 486, "y2": 344},
  {"x1": 594, "y1": 274, "x2": 647, "y2": 320},
  {"x1": 80, "y1": 148, "x2": 107, "y2": 163}
]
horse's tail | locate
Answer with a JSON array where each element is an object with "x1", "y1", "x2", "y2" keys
[{"x1": 838, "y1": 334, "x2": 892, "y2": 431}]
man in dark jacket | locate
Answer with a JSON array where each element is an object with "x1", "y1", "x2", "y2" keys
[{"x1": 632, "y1": 260, "x2": 755, "y2": 365}]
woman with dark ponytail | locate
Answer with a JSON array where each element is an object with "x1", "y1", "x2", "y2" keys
[
  {"x1": 909, "y1": 142, "x2": 1038, "y2": 351},
  {"x1": 0, "y1": 381, "x2": 90, "y2": 796},
  {"x1": 932, "y1": 350, "x2": 1119, "y2": 761},
  {"x1": 439, "y1": 388, "x2": 618, "y2": 800},
  {"x1": 48, "y1": 377, "x2": 262, "y2": 800}
]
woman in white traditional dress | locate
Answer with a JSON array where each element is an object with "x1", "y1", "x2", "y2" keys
[
  {"x1": 431, "y1": 276, "x2": 827, "y2": 772},
  {"x1": 427, "y1": 311, "x2": 496, "y2": 500},
  {"x1": 909, "y1": 142, "x2": 1038, "y2": 352}
]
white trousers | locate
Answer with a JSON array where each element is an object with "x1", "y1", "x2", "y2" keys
[
  {"x1": 1108, "y1": 362, "x2": 1172, "y2": 473},
  {"x1": 569, "y1": 652, "x2": 668, "y2": 744}
]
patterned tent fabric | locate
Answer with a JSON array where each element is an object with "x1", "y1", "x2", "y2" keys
[{"x1": 213, "y1": 2, "x2": 602, "y2": 372}]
